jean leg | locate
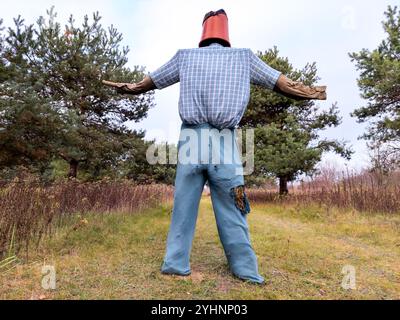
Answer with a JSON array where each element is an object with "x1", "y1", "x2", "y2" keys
[
  {"x1": 161, "y1": 163, "x2": 206, "y2": 275},
  {"x1": 208, "y1": 164, "x2": 264, "y2": 284}
]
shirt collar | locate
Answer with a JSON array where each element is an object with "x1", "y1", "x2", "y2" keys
[{"x1": 208, "y1": 43, "x2": 224, "y2": 48}]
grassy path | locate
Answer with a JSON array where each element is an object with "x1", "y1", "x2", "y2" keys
[{"x1": 1, "y1": 197, "x2": 399, "y2": 300}]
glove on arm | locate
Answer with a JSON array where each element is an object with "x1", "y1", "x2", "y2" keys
[
  {"x1": 274, "y1": 75, "x2": 327, "y2": 100},
  {"x1": 102, "y1": 76, "x2": 157, "y2": 95}
]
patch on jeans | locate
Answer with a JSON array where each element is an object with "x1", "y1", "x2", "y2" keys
[{"x1": 230, "y1": 185, "x2": 251, "y2": 216}]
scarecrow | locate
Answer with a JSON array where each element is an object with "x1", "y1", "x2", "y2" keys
[{"x1": 103, "y1": 9, "x2": 326, "y2": 284}]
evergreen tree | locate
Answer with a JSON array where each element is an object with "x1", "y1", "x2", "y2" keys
[
  {"x1": 0, "y1": 19, "x2": 5, "y2": 81},
  {"x1": 241, "y1": 48, "x2": 351, "y2": 194},
  {"x1": 350, "y1": 6, "x2": 400, "y2": 161},
  {"x1": 1, "y1": 8, "x2": 154, "y2": 178},
  {"x1": 0, "y1": 17, "x2": 61, "y2": 172},
  {"x1": 121, "y1": 142, "x2": 177, "y2": 185}
]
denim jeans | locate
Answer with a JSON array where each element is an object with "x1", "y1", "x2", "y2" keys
[{"x1": 161, "y1": 123, "x2": 264, "y2": 284}]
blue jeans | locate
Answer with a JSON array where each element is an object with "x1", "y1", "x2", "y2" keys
[{"x1": 161, "y1": 123, "x2": 264, "y2": 284}]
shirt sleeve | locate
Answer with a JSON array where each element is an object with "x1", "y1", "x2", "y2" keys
[
  {"x1": 149, "y1": 51, "x2": 180, "y2": 89},
  {"x1": 249, "y1": 50, "x2": 281, "y2": 89}
]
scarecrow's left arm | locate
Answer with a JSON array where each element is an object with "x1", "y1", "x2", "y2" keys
[{"x1": 250, "y1": 51, "x2": 327, "y2": 101}]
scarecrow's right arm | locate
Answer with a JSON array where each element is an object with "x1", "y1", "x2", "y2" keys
[
  {"x1": 102, "y1": 76, "x2": 156, "y2": 95},
  {"x1": 273, "y1": 75, "x2": 327, "y2": 100},
  {"x1": 103, "y1": 51, "x2": 180, "y2": 95}
]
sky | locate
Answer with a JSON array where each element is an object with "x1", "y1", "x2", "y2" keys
[{"x1": 1, "y1": 0, "x2": 398, "y2": 170}]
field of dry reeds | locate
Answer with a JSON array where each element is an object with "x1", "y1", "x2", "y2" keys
[
  {"x1": 0, "y1": 179, "x2": 173, "y2": 260},
  {"x1": 247, "y1": 169, "x2": 400, "y2": 214},
  {"x1": 1, "y1": 168, "x2": 399, "y2": 267}
]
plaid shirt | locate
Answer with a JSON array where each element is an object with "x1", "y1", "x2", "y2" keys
[{"x1": 149, "y1": 43, "x2": 281, "y2": 129}]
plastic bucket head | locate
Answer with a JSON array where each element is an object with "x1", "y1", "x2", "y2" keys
[{"x1": 199, "y1": 9, "x2": 230, "y2": 48}]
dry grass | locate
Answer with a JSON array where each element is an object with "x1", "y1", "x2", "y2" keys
[
  {"x1": 247, "y1": 170, "x2": 400, "y2": 214},
  {"x1": 0, "y1": 198, "x2": 399, "y2": 300},
  {"x1": 0, "y1": 179, "x2": 173, "y2": 259}
]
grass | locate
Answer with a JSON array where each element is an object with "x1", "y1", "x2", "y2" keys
[{"x1": 0, "y1": 197, "x2": 399, "y2": 300}]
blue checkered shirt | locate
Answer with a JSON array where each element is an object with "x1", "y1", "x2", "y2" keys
[{"x1": 149, "y1": 43, "x2": 281, "y2": 129}]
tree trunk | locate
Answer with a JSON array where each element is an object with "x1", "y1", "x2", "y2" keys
[
  {"x1": 279, "y1": 176, "x2": 289, "y2": 195},
  {"x1": 68, "y1": 160, "x2": 79, "y2": 178}
]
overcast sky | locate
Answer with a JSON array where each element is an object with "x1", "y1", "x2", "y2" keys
[{"x1": 1, "y1": 0, "x2": 398, "y2": 170}]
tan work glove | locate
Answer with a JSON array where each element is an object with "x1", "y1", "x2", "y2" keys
[
  {"x1": 102, "y1": 76, "x2": 156, "y2": 95},
  {"x1": 102, "y1": 80, "x2": 135, "y2": 93},
  {"x1": 274, "y1": 75, "x2": 327, "y2": 100}
]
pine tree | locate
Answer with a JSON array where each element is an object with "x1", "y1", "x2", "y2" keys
[
  {"x1": 0, "y1": 19, "x2": 5, "y2": 81},
  {"x1": 350, "y1": 5, "x2": 400, "y2": 162},
  {"x1": 0, "y1": 17, "x2": 61, "y2": 172},
  {"x1": 1, "y1": 8, "x2": 154, "y2": 178},
  {"x1": 241, "y1": 48, "x2": 351, "y2": 194}
]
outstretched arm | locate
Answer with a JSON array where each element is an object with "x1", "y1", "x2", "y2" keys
[
  {"x1": 250, "y1": 51, "x2": 327, "y2": 101},
  {"x1": 273, "y1": 74, "x2": 327, "y2": 100},
  {"x1": 102, "y1": 76, "x2": 156, "y2": 95},
  {"x1": 103, "y1": 51, "x2": 180, "y2": 95}
]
